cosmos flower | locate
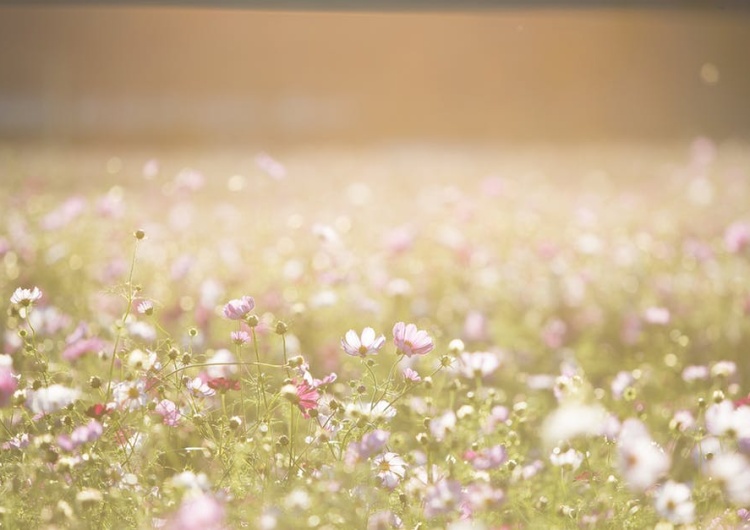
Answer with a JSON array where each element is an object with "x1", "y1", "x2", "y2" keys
[
  {"x1": 705, "y1": 400, "x2": 750, "y2": 439},
  {"x1": 617, "y1": 419, "x2": 670, "y2": 491},
  {"x1": 282, "y1": 380, "x2": 320, "y2": 419},
  {"x1": 111, "y1": 380, "x2": 148, "y2": 411},
  {"x1": 392, "y1": 322, "x2": 434, "y2": 357},
  {"x1": 0, "y1": 367, "x2": 18, "y2": 408},
  {"x1": 654, "y1": 481, "x2": 695, "y2": 524},
  {"x1": 27, "y1": 384, "x2": 81, "y2": 415},
  {"x1": 155, "y1": 399, "x2": 182, "y2": 427},
  {"x1": 10, "y1": 286, "x2": 43, "y2": 306},
  {"x1": 231, "y1": 330, "x2": 250, "y2": 345},
  {"x1": 549, "y1": 447, "x2": 584, "y2": 471},
  {"x1": 187, "y1": 377, "x2": 216, "y2": 398},
  {"x1": 453, "y1": 351, "x2": 501, "y2": 379},
  {"x1": 166, "y1": 494, "x2": 226, "y2": 530},
  {"x1": 341, "y1": 327, "x2": 386, "y2": 357},
  {"x1": 222, "y1": 296, "x2": 255, "y2": 320},
  {"x1": 463, "y1": 445, "x2": 507, "y2": 470},
  {"x1": 706, "y1": 453, "x2": 750, "y2": 505},
  {"x1": 372, "y1": 452, "x2": 407, "y2": 489}
]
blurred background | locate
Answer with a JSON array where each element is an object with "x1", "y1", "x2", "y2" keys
[{"x1": 1, "y1": 6, "x2": 749, "y2": 147}]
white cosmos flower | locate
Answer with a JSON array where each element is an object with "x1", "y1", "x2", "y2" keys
[
  {"x1": 654, "y1": 481, "x2": 695, "y2": 524},
  {"x1": 10, "y1": 287, "x2": 43, "y2": 306},
  {"x1": 341, "y1": 327, "x2": 386, "y2": 357},
  {"x1": 372, "y1": 452, "x2": 407, "y2": 489},
  {"x1": 26, "y1": 384, "x2": 80, "y2": 415}
]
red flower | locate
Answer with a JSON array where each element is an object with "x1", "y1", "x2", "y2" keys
[
  {"x1": 86, "y1": 403, "x2": 108, "y2": 419},
  {"x1": 207, "y1": 377, "x2": 240, "y2": 392}
]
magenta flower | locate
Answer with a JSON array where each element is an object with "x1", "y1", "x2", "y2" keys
[
  {"x1": 392, "y1": 322, "x2": 434, "y2": 357},
  {"x1": 222, "y1": 296, "x2": 255, "y2": 320},
  {"x1": 341, "y1": 327, "x2": 386, "y2": 357},
  {"x1": 288, "y1": 380, "x2": 319, "y2": 419}
]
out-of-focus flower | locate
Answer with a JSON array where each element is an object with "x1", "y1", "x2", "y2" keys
[
  {"x1": 155, "y1": 399, "x2": 182, "y2": 427},
  {"x1": 705, "y1": 400, "x2": 750, "y2": 439},
  {"x1": 617, "y1": 419, "x2": 670, "y2": 491},
  {"x1": 256, "y1": 152, "x2": 286, "y2": 180},
  {"x1": 550, "y1": 447, "x2": 584, "y2": 471},
  {"x1": 393, "y1": 322, "x2": 434, "y2": 357},
  {"x1": 166, "y1": 494, "x2": 225, "y2": 530},
  {"x1": 27, "y1": 385, "x2": 81, "y2": 415},
  {"x1": 643, "y1": 307, "x2": 670, "y2": 325},
  {"x1": 463, "y1": 445, "x2": 507, "y2": 470},
  {"x1": 372, "y1": 452, "x2": 407, "y2": 489},
  {"x1": 429, "y1": 411, "x2": 456, "y2": 442},
  {"x1": 706, "y1": 453, "x2": 750, "y2": 505},
  {"x1": 453, "y1": 351, "x2": 501, "y2": 379},
  {"x1": 463, "y1": 311, "x2": 488, "y2": 342},
  {"x1": 341, "y1": 327, "x2": 386, "y2": 357},
  {"x1": 187, "y1": 377, "x2": 216, "y2": 398},
  {"x1": 206, "y1": 349, "x2": 238, "y2": 379},
  {"x1": 711, "y1": 360, "x2": 737, "y2": 379},
  {"x1": 460, "y1": 482, "x2": 504, "y2": 518},
  {"x1": 541, "y1": 318, "x2": 567, "y2": 349},
  {"x1": 367, "y1": 511, "x2": 403, "y2": 530},
  {"x1": 10, "y1": 286, "x2": 42, "y2": 307},
  {"x1": 424, "y1": 480, "x2": 463, "y2": 518},
  {"x1": 58, "y1": 420, "x2": 103, "y2": 452},
  {"x1": 62, "y1": 337, "x2": 106, "y2": 362},
  {"x1": 725, "y1": 221, "x2": 750, "y2": 254},
  {"x1": 222, "y1": 296, "x2": 255, "y2": 320},
  {"x1": 170, "y1": 471, "x2": 211, "y2": 492},
  {"x1": 403, "y1": 367, "x2": 421, "y2": 383},
  {"x1": 654, "y1": 481, "x2": 695, "y2": 524},
  {"x1": 611, "y1": 371, "x2": 635, "y2": 400},
  {"x1": 0, "y1": 367, "x2": 18, "y2": 408},
  {"x1": 682, "y1": 365, "x2": 709, "y2": 382},
  {"x1": 346, "y1": 430, "x2": 391, "y2": 465},
  {"x1": 207, "y1": 377, "x2": 240, "y2": 393},
  {"x1": 541, "y1": 403, "x2": 608, "y2": 448}
]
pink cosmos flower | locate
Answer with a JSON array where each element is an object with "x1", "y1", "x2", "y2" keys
[
  {"x1": 155, "y1": 399, "x2": 182, "y2": 426},
  {"x1": 62, "y1": 337, "x2": 106, "y2": 362},
  {"x1": 288, "y1": 380, "x2": 319, "y2": 418},
  {"x1": 463, "y1": 445, "x2": 508, "y2": 470},
  {"x1": 392, "y1": 322, "x2": 434, "y2": 357},
  {"x1": 58, "y1": 420, "x2": 103, "y2": 451},
  {"x1": 0, "y1": 367, "x2": 18, "y2": 407},
  {"x1": 403, "y1": 368, "x2": 421, "y2": 383},
  {"x1": 231, "y1": 330, "x2": 250, "y2": 345},
  {"x1": 222, "y1": 296, "x2": 255, "y2": 320},
  {"x1": 167, "y1": 494, "x2": 225, "y2": 530},
  {"x1": 345, "y1": 429, "x2": 391, "y2": 465},
  {"x1": 341, "y1": 327, "x2": 386, "y2": 357}
]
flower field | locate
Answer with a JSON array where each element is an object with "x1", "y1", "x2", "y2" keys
[{"x1": 2, "y1": 140, "x2": 750, "y2": 529}]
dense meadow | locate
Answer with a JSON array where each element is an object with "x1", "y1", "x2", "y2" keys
[{"x1": 2, "y1": 140, "x2": 750, "y2": 529}]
